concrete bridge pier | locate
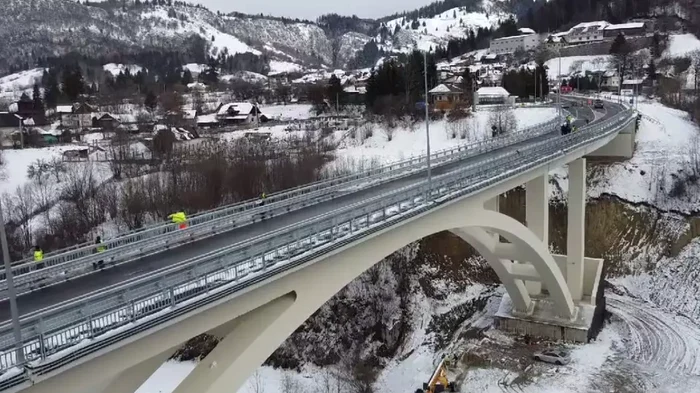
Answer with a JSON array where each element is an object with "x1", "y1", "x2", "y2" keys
[{"x1": 495, "y1": 164, "x2": 604, "y2": 342}]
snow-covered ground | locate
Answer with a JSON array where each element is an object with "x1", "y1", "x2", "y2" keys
[
  {"x1": 103, "y1": 63, "x2": 144, "y2": 77},
  {"x1": 139, "y1": 8, "x2": 260, "y2": 57},
  {"x1": 544, "y1": 55, "x2": 611, "y2": 80},
  {"x1": 269, "y1": 60, "x2": 304, "y2": 75},
  {"x1": 259, "y1": 104, "x2": 313, "y2": 120},
  {"x1": 0, "y1": 68, "x2": 45, "y2": 100},
  {"x1": 577, "y1": 100, "x2": 700, "y2": 212},
  {"x1": 664, "y1": 33, "x2": 700, "y2": 58},
  {"x1": 335, "y1": 107, "x2": 558, "y2": 165},
  {"x1": 0, "y1": 146, "x2": 76, "y2": 195}
]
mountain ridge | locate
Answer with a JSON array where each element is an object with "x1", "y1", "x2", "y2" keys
[{"x1": 0, "y1": 0, "x2": 522, "y2": 75}]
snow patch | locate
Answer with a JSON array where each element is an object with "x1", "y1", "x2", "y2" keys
[
  {"x1": 664, "y1": 33, "x2": 700, "y2": 58},
  {"x1": 103, "y1": 63, "x2": 144, "y2": 77}
]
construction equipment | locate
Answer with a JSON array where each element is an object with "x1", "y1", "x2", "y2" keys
[{"x1": 416, "y1": 358, "x2": 457, "y2": 393}]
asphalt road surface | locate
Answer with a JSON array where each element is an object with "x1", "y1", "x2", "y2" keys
[{"x1": 0, "y1": 103, "x2": 624, "y2": 322}]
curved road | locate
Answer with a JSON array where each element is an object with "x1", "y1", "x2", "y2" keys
[{"x1": 0, "y1": 104, "x2": 623, "y2": 322}]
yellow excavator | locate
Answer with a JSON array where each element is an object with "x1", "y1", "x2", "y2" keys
[{"x1": 416, "y1": 358, "x2": 457, "y2": 393}]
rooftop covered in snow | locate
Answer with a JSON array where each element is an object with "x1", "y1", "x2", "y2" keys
[
  {"x1": 476, "y1": 87, "x2": 510, "y2": 97},
  {"x1": 429, "y1": 84, "x2": 462, "y2": 94}
]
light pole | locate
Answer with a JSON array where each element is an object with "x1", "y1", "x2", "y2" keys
[
  {"x1": 558, "y1": 51, "x2": 562, "y2": 118},
  {"x1": 0, "y1": 203, "x2": 24, "y2": 363},
  {"x1": 424, "y1": 50, "x2": 432, "y2": 196}
]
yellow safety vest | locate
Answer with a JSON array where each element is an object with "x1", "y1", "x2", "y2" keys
[
  {"x1": 34, "y1": 250, "x2": 44, "y2": 262},
  {"x1": 169, "y1": 212, "x2": 187, "y2": 224},
  {"x1": 97, "y1": 244, "x2": 106, "y2": 253},
  {"x1": 261, "y1": 193, "x2": 266, "y2": 199}
]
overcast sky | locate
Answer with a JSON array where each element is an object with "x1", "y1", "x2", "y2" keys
[{"x1": 190, "y1": 0, "x2": 431, "y2": 20}]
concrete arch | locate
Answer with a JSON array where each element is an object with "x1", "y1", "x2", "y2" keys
[
  {"x1": 168, "y1": 200, "x2": 575, "y2": 393},
  {"x1": 25, "y1": 198, "x2": 575, "y2": 393}
]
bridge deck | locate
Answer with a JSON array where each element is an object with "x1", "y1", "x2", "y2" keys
[{"x1": 0, "y1": 103, "x2": 611, "y2": 323}]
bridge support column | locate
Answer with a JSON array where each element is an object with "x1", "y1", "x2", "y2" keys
[
  {"x1": 523, "y1": 175, "x2": 549, "y2": 296},
  {"x1": 172, "y1": 293, "x2": 296, "y2": 393},
  {"x1": 483, "y1": 195, "x2": 500, "y2": 242},
  {"x1": 567, "y1": 158, "x2": 586, "y2": 301}
]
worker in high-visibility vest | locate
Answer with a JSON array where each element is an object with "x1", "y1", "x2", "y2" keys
[
  {"x1": 93, "y1": 236, "x2": 106, "y2": 270},
  {"x1": 260, "y1": 192, "x2": 269, "y2": 218},
  {"x1": 169, "y1": 211, "x2": 188, "y2": 229},
  {"x1": 34, "y1": 245, "x2": 44, "y2": 270}
]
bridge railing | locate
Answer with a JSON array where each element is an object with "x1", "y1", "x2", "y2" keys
[
  {"x1": 0, "y1": 109, "x2": 636, "y2": 390},
  {"x1": 0, "y1": 117, "x2": 562, "y2": 300}
]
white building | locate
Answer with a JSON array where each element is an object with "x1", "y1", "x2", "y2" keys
[
  {"x1": 476, "y1": 87, "x2": 512, "y2": 105},
  {"x1": 565, "y1": 21, "x2": 609, "y2": 44},
  {"x1": 489, "y1": 32, "x2": 540, "y2": 55}
]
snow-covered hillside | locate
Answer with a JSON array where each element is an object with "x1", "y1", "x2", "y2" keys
[
  {"x1": 0, "y1": 68, "x2": 44, "y2": 101},
  {"x1": 663, "y1": 33, "x2": 700, "y2": 58},
  {"x1": 0, "y1": 0, "x2": 368, "y2": 72},
  {"x1": 381, "y1": 2, "x2": 510, "y2": 53}
]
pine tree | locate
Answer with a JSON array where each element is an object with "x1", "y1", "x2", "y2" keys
[
  {"x1": 144, "y1": 91, "x2": 158, "y2": 111},
  {"x1": 610, "y1": 33, "x2": 632, "y2": 79},
  {"x1": 181, "y1": 69, "x2": 193, "y2": 85},
  {"x1": 647, "y1": 60, "x2": 657, "y2": 81},
  {"x1": 327, "y1": 75, "x2": 344, "y2": 110},
  {"x1": 199, "y1": 60, "x2": 219, "y2": 85},
  {"x1": 62, "y1": 65, "x2": 85, "y2": 102},
  {"x1": 43, "y1": 70, "x2": 60, "y2": 108},
  {"x1": 32, "y1": 84, "x2": 44, "y2": 113}
]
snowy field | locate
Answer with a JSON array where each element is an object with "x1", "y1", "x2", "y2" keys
[
  {"x1": 259, "y1": 104, "x2": 313, "y2": 121},
  {"x1": 0, "y1": 146, "x2": 77, "y2": 195},
  {"x1": 334, "y1": 107, "x2": 559, "y2": 165}
]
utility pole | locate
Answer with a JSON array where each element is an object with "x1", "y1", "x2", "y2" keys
[
  {"x1": 424, "y1": 50, "x2": 432, "y2": 195},
  {"x1": 0, "y1": 203, "x2": 24, "y2": 364},
  {"x1": 19, "y1": 117, "x2": 24, "y2": 149},
  {"x1": 535, "y1": 66, "x2": 538, "y2": 103}
]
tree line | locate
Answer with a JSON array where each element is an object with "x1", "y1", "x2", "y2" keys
[{"x1": 364, "y1": 51, "x2": 439, "y2": 118}]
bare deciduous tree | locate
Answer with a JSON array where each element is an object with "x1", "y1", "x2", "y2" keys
[
  {"x1": 0, "y1": 149, "x2": 6, "y2": 180},
  {"x1": 48, "y1": 157, "x2": 66, "y2": 183},
  {"x1": 487, "y1": 106, "x2": 518, "y2": 137},
  {"x1": 248, "y1": 370, "x2": 266, "y2": 393},
  {"x1": 383, "y1": 127, "x2": 394, "y2": 142},
  {"x1": 27, "y1": 159, "x2": 50, "y2": 185},
  {"x1": 280, "y1": 372, "x2": 300, "y2": 393},
  {"x1": 11, "y1": 185, "x2": 36, "y2": 250}
]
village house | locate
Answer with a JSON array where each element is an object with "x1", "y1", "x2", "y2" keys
[
  {"x1": 600, "y1": 70, "x2": 621, "y2": 91},
  {"x1": 57, "y1": 102, "x2": 96, "y2": 130},
  {"x1": 546, "y1": 34, "x2": 568, "y2": 50},
  {"x1": 0, "y1": 113, "x2": 22, "y2": 147},
  {"x1": 215, "y1": 103, "x2": 269, "y2": 125},
  {"x1": 565, "y1": 21, "x2": 609, "y2": 44},
  {"x1": 94, "y1": 113, "x2": 120, "y2": 130},
  {"x1": 429, "y1": 84, "x2": 464, "y2": 111}
]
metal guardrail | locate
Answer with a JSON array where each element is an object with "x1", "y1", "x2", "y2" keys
[
  {"x1": 0, "y1": 117, "x2": 562, "y2": 299},
  {"x1": 0, "y1": 108, "x2": 635, "y2": 390}
]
